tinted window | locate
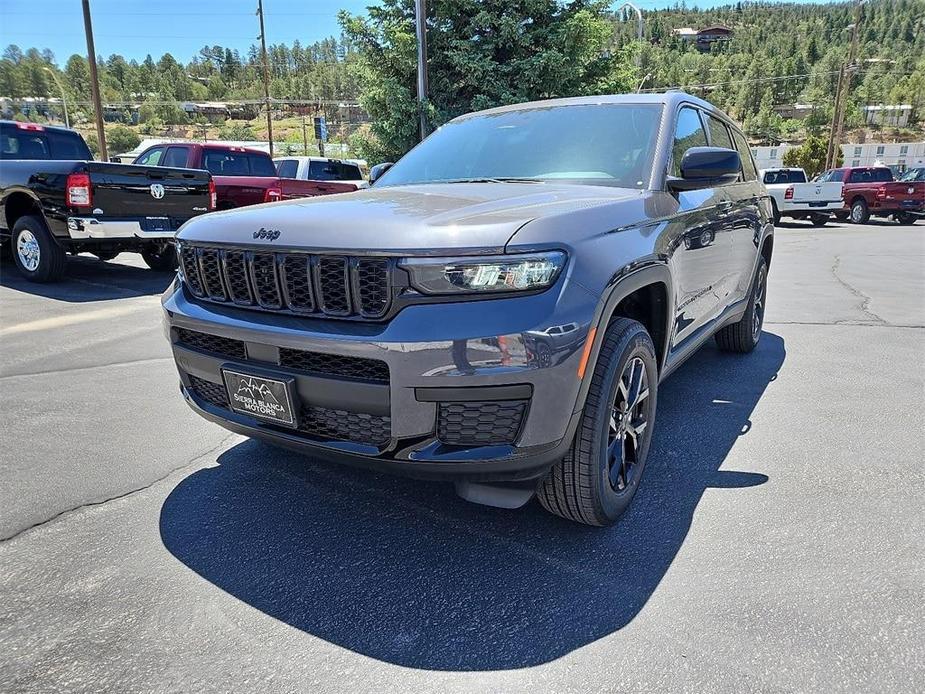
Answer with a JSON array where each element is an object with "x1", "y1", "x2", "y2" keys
[
  {"x1": 848, "y1": 168, "x2": 894, "y2": 183},
  {"x1": 378, "y1": 103, "x2": 663, "y2": 189},
  {"x1": 731, "y1": 130, "x2": 758, "y2": 181},
  {"x1": 135, "y1": 147, "x2": 165, "y2": 166},
  {"x1": 817, "y1": 169, "x2": 845, "y2": 183},
  {"x1": 47, "y1": 131, "x2": 92, "y2": 159},
  {"x1": 671, "y1": 107, "x2": 708, "y2": 177},
  {"x1": 763, "y1": 170, "x2": 807, "y2": 184},
  {"x1": 202, "y1": 150, "x2": 276, "y2": 177},
  {"x1": 899, "y1": 168, "x2": 925, "y2": 182},
  {"x1": 704, "y1": 114, "x2": 734, "y2": 150},
  {"x1": 162, "y1": 146, "x2": 190, "y2": 168},
  {"x1": 275, "y1": 159, "x2": 298, "y2": 178},
  {"x1": 0, "y1": 126, "x2": 92, "y2": 160},
  {"x1": 0, "y1": 130, "x2": 49, "y2": 159},
  {"x1": 307, "y1": 160, "x2": 362, "y2": 181}
]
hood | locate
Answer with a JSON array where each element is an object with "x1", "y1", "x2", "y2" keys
[{"x1": 177, "y1": 182, "x2": 642, "y2": 254}]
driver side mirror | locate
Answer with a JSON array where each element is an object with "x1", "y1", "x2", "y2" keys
[
  {"x1": 668, "y1": 147, "x2": 741, "y2": 192},
  {"x1": 369, "y1": 162, "x2": 394, "y2": 186}
]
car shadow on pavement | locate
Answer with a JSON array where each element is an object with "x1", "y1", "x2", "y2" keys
[
  {"x1": 0, "y1": 254, "x2": 173, "y2": 302},
  {"x1": 160, "y1": 333, "x2": 786, "y2": 671}
]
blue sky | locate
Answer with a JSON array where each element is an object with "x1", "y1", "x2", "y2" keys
[{"x1": 1, "y1": 0, "x2": 839, "y2": 65}]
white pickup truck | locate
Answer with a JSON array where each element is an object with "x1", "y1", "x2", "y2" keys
[{"x1": 760, "y1": 167, "x2": 844, "y2": 226}]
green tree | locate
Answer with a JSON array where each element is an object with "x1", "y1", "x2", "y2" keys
[
  {"x1": 106, "y1": 124, "x2": 141, "y2": 155},
  {"x1": 782, "y1": 135, "x2": 841, "y2": 177},
  {"x1": 339, "y1": 0, "x2": 638, "y2": 162}
]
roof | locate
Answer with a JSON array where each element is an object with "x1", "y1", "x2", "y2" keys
[
  {"x1": 864, "y1": 104, "x2": 912, "y2": 111},
  {"x1": 454, "y1": 91, "x2": 722, "y2": 121},
  {"x1": 0, "y1": 119, "x2": 77, "y2": 134}
]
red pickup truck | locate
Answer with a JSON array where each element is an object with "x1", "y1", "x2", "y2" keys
[
  {"x1": 133, "y1": 142, "x2": 358, "y2": 210},
  {"x1": 817, "y1": 166, "x2": 924, "y2": 224}
]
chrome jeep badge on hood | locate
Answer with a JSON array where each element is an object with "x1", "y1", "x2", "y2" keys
[{"x1": 253, "y1": 227, "x2": 281, "y2": 241}]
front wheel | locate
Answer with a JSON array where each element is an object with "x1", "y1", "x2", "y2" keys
[
  {"x1": 141, "y1": 244, "x2": 178, "y2": 272},
  {"x1": 537, "y1": 318, "x2": 658, "y2": 526},
  {"x1": 771, "y1": 200, "x2": 781, "y2": 226},
  {"x1": 11, "y1": 215, "x2": 66, "y2": 282},
  {"x1": 715, "y1": 256, "x2": 768, "y2": 353}
]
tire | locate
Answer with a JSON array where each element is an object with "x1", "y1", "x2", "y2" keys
[
  {"x1": 715, "y1": 257, "x2": 768, "y2": 353},
  {"x1": 834, "y1": 212, "x2": 849, "y2": 222},
  {"x1": 849, "y1": 198, "x2": 870, "y2": 224},
  {"x1": 809, "y1": 213, "x2": 829, "y2": 227},
  {"x1": 141, "y1": 244, "x2": 178, "y2": 272},
  {"x1": 895, "y1": 212, "x2": 917, "y2": 225},
  {"x1": 93, "y1": 251, "x2": 119, "y2": 261},
  {"x1": 537, "y1": 318, "x2": 658, "y2": 526},
  {"x1": 11, "y1": 215, "x2": 66, "y2": 282},
  {"x1": 771, "y1": 199, "x2": 781, "y2": 226}
]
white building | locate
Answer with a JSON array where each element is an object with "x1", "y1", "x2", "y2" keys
[
  {"x1": 751, "y1": 142, "x2": 925, "y2": 172},
  {"x1": 863, "y1": 105, "x2": 913, "y2": 128}
]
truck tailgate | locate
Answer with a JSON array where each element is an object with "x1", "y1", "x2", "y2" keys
[
  {"x1": 790, "y1": 181, "x2": 842, "y2": 203},
  {"x1": 85, "y1": 161, "x2": 212, "y2": 222},
  {"x1": 280, "y1": 178, "x2": 358, "y2": 199}
]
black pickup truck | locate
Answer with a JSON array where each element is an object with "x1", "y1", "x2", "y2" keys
[{"x1": 0, "y1": 120, "x2": 214, "y2": 282}]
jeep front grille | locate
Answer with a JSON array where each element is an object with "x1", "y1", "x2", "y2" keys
[{"x1": 178, "y1": 242, "x2": 393, "y2": 320}]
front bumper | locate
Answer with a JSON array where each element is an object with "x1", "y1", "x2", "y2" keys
[
  {"x1": 67, "y1": 216, "x2": 177, "y2": 240},
  {"x1": 162, "y1": 277, "x2": 595, "y2": 482}
]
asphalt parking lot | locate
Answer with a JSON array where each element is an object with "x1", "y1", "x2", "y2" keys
[{"x1": 1, "y1": 221, "x2": 923, "y2": 693}]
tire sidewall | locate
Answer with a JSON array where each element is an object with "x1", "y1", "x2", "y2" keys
[
  {"x1": 850, "y1": 199, "x2": 868, "y2": 223},
  {"x1": 12, "y1": 216, "x2": 56, "y2": 281},
  {"x1": 589, "y1": 326, "x2": 659, "y2": 521}
]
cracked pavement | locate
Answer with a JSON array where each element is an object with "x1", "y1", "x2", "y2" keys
[{"x1": 1, "y1": 223, "x2": 923, "y2": 693}]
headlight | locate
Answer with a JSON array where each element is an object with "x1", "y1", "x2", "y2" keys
[{"x1": 401, "y1": 251, "x2": 566, "y2": 295}]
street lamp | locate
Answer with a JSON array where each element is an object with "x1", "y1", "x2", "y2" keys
[{"x1": 43, "y1": 67, "x2": 70, "y2": 128}]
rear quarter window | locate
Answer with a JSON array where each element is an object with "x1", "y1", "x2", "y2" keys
[{"x1": 275, "y1": 159, "x2": 298, "y2": 178}]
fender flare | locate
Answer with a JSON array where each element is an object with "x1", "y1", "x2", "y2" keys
[{"x1": 571, "y1": 261, "x2": 674, "y2": 416}]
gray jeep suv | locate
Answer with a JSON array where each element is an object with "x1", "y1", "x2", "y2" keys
[{"x1": 163, "y1": 92, "x2": 773, "y2": 526}]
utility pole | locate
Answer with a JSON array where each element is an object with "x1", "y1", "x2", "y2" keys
[
  {"x1": 826, "y1": 0, "x2": 863, "y2": 169},
  {"x1": 81, "y1": 0, "x2": 107, "y2": 161},
  {"x1": 257, "y1": 0, "x2": 274, "y2": 156},
  {"x1": 414, "y1": 0, "x2": 429, "y2": 140}
]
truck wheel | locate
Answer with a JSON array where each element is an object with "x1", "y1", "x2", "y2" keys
[
  {"x1": 11, "y1": 215, "x2": 66, "y2": 282},
  {"x1": 809, "y1": 213, "x2": 829, "y2": 227},
  {"x1": 141, "y1": 244, "x2": 178, "y2": 272},
  {"x1": 770, "y1": 200, "x2": 781, "y2": 226},
  {"x1": 834, "y1": 212, "x2": 849, "y2": 222},
  {"x1": 895, "y1": 212, "x2": 916, "y2": 225},
  {"x1": 715, "y1": 257, "x2": 768, "y2": 353},
  {"x1": 537, "y1": 318, "x2": 658, "y2": 526},
  {"x1": 93, "y1": 251, "x2": 119, "y2": 262},
  {"x1": 849, "y1": 198, "x2": 870, "y2": 224}
]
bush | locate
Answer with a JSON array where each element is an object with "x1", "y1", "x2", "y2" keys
[{"x1": 106, "y1": 125, "x2": 141, "y2": 155}]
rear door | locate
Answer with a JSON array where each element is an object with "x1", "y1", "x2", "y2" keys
[{"x1": 724, "y1": 124, "x2": 766, "y2": 306}]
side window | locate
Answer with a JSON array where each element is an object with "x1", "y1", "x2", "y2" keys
[
  {"x1": 276, "y1": 159, "x2": 298, "y2": 178},
  {"x1": 671, "y1": 107, "x2": 708, "y2": 177},
  {"x1": 705, "y1": 114, "x2": 734, "y2": 150},
  {"x1": 731, "y1": 130, "x2": 758, "y2": 181},
  {"x1": 162, "y1": 147, "x2": 190, "y2": 168},
  {"x1": 136, "y1": 147, "x2": 165, "y2": 166},
  {"x1": 848, "y1": 169, "x2": 866, "y2": 183}
]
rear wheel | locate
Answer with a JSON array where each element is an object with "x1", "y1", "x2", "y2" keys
[
  {"x1": 809, "y1": 213, "x2": 829, "y2": 227},
  {"x1": 849, "y1": 198, "x2": 870, "y2": 224},
  {"x1": 834, "y1": 211, "x2": 849, "y2": 222},
  {"x1": 141, "y1": 244, "x2": 178, "y2": 272},
  {"x1": 537, "y1": 318, "x2": 658, "y2": 526},
  {"x1": 715, "y1": 257, "x2": 768, "y2": 353},
  {"x1": 895, "y1": 212, "x2": 917, "y2": 225},
  {"x1": 11, "y1": 215, "x2": 66, "y2": 282}
]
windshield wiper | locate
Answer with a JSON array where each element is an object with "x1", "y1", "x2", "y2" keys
[{"x1": 439, "y1": 177, "x2": 545, "y2": 184}]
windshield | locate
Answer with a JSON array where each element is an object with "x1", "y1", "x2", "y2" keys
[
  {"x1": 377, "y1": 103, "x2": 663, "y2": 189},
  {"x1": 899, "y1": 168, "x2": 924, "y2": 182}
]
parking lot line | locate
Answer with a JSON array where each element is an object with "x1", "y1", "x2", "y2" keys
[{"x1": 0, "y1": 298, "x2": 159, "y2": 337}]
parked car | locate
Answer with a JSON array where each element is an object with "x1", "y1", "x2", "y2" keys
[
  {"x1": 899, "y1": 166, "x2": 925, "y2": 183},
  {"x1": 818, "y1": 165, "x2": 924, "y2": 224},
  {"x1": 163, "y1": 92, "x2": 773, "y2": 526},
  {"x1": 273, "y1": 156, "x2": 368, "y2": 189},
  {"x1": 760, "y1": 167, "x2": 843, "y2": 226},
  {"x1": 0, "y1": 120, "x2": 213, "y2": 282},
  {"x1": 133, "y1": 143, "x2": 356, "y2": 210}
]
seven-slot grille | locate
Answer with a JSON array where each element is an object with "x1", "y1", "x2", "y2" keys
[{"x1": 178, "y1": 243, "x2": 393, "y2": 319}]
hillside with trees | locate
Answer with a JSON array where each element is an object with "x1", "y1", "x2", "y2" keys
[{"x1": 1, "y1": 0, "x2": 922, "y2": 161}]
